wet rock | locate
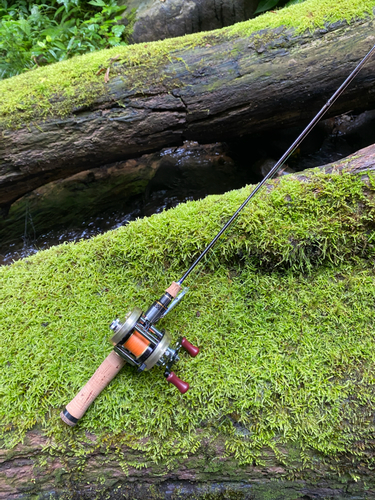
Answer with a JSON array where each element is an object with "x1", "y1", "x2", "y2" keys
[
  {"x1": 286, "y1": 110, "x2": 375, "y2": 173},
  {"x1": 145, "y1": 140, "x2": 241, "y2": 205},
  {"x1": 320, "y1": 110, "x2": 375, "y2": 147},
  {"x1": 123, "y1": 0, "x2": 258, "y2": 43}
]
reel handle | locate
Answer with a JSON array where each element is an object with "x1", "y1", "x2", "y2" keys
[
  {"x1": 166, "y1": 372, "x2": 189, "y2": 394},
  {"x1": 181, "y1": 337, "x2": 199, "y2": 357},
  {"x1": 60, "y1": 351, "x2": 125, "y2": 427}
]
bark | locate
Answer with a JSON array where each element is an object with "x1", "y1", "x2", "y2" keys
[
  {"x1": 1, "y1": 16, "x2": 375, "y2": 211},
  {"x1": 1, "y1": 429, "x2": 375, "y2": 500},
  {"x1": 1, "y1": 148, "x2": 375, "y2": 499}
]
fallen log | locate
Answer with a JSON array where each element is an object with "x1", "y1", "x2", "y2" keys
[
  {"x1": 1, "y1": 146, "x2": 375, "y2": 499},
  {"x1": 0, "y1": 1, "x2": 375, "y2": 210}
]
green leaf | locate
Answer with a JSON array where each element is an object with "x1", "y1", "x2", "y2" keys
[
  {"x1": 56, "y1": 0, "x2": 70, "y2": 13},
  {"x1": 48, "y1": 48, "x2": 57, "y2": 59},
  {"x1": 111, "y1": 24, "x2": 124, "y2": 37},
  {"x1": 88, "y1": 0, "x2": 106, "y2": 6},
  {"x1": 51, "y1": 40, "x2": 67, "y2": 50},
  {"x1": 254, "y1": 0, "x2": 280, "y2": 14},
  {"x1": 17, "y1": 18, "x2": 30, "y2": 35},
  {"x1": 66, "y1": 35, "x2": 75, "y2": 50},
  {"x1": 87, "y1": 23, "x2": 99, "y2": 31},
  {"x1": 40, "y1": 26, "x2": 60, "y2": 38},
  {"x1": 285, "y1": 0, "x2": 306, "y2": 5},
  {"x1": 54, "y1": 5, "x2": 66, "y2": 18}
]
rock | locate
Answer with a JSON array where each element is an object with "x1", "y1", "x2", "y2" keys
[
  {"x1": 320, "y1": 109, "x2": 375, "y2": 147},
  {"x1": 252, "y1": 158, "x2": 295, "y2": 178},
  {"x1": 123, "y1": 0, "x2": 258, "y2": 43}
]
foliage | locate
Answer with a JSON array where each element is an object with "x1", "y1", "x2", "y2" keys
[
  {"x1": 1, "y1": 168, "x2": 375, "y2": 473},
  {"x1": 255, "y1": 0, "x2": 306, "y2": 15},
  {"x1": 0, "y1": 0, "x2": 131, "y2": 79}
]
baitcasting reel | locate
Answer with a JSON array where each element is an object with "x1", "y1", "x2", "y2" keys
[
  {"x1": 60, "y1": 282, "x2": 198, "y2": 427},
  {"x1": 110, "y1": 307, "x2": 198, "y2": 390}
]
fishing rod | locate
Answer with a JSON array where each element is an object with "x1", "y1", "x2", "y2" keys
[{"x1": 61, "y1": 44, "x2": 375, "y2": 427}]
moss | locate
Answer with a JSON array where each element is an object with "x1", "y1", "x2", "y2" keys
[
  {"x1": 1, "y1": 167, "x2": 375, "y2": 476},
  {"x1": 0, "y1": 0, "x2": 374, "y2": 129}
]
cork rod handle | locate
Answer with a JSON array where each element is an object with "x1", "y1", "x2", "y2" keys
[
  {"x1": 165, "y1": 281, "x2": 182, "y2": 298},
  {"x1": 60, "y1": 351, "x2": 125, "y2": 426}
]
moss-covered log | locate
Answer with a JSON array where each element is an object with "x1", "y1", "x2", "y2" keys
[
  {"x1": 2, "y1": 145, "x2": 375, "y2": 498},
  {"x1": 0, "y1": 0, "x2": 375, "y2": 211}
]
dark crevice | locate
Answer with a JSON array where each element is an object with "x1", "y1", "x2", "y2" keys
[{"x1": 73, "y1": 94, "x2": 187, "y2": 116}]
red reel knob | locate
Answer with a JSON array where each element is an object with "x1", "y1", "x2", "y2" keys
[
  {"x1": 166, "y1": 372, "x2": 189, "y2": 394},
  {"x1": 181, "y1": 337, "x2": 199, "y2": 357}
]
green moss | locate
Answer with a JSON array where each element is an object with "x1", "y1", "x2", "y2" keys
[
  {"x1": 0, "y1": 0, "x2": 374, "y2": 129},
  {"x1": 1, "y1": 168, "x2": 375, "y2": 473},
  {"x1": 227, "y1": 0, "x2": 375, "y2": 37}
]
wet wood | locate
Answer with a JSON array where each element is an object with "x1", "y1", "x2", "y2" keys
[{"x1": 0, "y1": 17, "x2": 375, "y2": 211}]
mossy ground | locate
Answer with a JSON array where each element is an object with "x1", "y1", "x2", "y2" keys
[
  {"x1": 1, "y1": 168, "x2": 375, "y2": 473},
  {"x1": 0, "y1": 0, "x2": 374, "y2": 129}
]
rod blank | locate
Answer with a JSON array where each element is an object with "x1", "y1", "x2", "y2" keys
[{"x1": 178, "y1": 44, "x2": 375, "y2": 285}]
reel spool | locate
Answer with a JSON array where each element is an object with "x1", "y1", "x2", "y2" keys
[
  {"x1": 60, "y1": 282, "x2": 199, "y2": 427},
  {"x1": 110, "y1": 307, "x2": 199, "y2": 389}
]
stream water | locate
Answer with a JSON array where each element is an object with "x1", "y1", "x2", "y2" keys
[{"x1": 1, "y1": 110, "x2": 375, "y2": 266}]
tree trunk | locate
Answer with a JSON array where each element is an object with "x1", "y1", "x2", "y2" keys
[
  {"x1": 1, "y1": 16, "x2": 375, "y2": 211},
  {"x1": 1, "y1": 147, "x2": 375, "y2": 499}
]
